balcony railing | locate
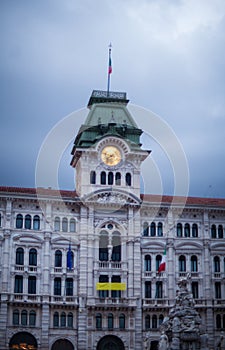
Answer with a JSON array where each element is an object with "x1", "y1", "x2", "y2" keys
[
  {"x1": 94, "y1": 261, "x2": 128, "y2": 270},
  {"x1": 143, "y1": 298, "x2": 169, "y2": 307},
  {"x1": 87, "y1": 297, "x2": 137, "y2": 307}
]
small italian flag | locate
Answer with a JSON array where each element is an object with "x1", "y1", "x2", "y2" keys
[{"x1": 158, "y1": 248, "x2": 166, "y2": 273}]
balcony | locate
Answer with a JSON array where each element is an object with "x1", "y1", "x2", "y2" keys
[
  {"x1": 143, "y1": 271, "x2": 166, "y2": 278},
  {"x1": 94, "y1": 261, "x2": 128, "y2": 271},
  {"x1": 143, "y1": 298, "x2": 169, "y2": 308},
  {"x1": 10, "y1": 293, "x2": 42, "y2": 303},
  {"x1": 87, "y1": 297, "x2": 137, "y2": 308}
]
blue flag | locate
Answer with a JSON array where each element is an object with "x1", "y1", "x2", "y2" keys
[{"x1": 67, "y1": 243, "x2": 72, "y2": 270}]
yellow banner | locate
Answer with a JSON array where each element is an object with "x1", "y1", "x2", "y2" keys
[{"x1": 96, "y1": 283, "x2": 126, "y2": 291}]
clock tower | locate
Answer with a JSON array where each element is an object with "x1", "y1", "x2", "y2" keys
[{"x1": 70, "y1": 90, "x2": 151, "y2": 198}]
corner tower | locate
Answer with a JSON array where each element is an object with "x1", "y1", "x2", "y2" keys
[{"x1": 70, "y1": 90, "x2": 150, "y2": 198}]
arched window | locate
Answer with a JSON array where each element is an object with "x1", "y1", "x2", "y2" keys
[
  {"x1": 55, "y1": 250, "x2": 62, "y2": 267},
  {"x1": 112, "y1": 234, "x2": 121, "y2": 262},
  {"x1": 192, "y1": 223, "x2": 198, "y2": 237},
  {"x1": 90, "y1": 170, "x2": 96, "y2": 184},
  {"x1": 157, "y1": 222, "x2": 163, "y2": 236},
  {"x1": 156, "y1": 281, "x2": 163, "y2": 298},
  {"x1": 53, "y1": 312, "x2": 59, "y2": 327},
  {"x1": 16, "y1": 247, "x2": 24, "y2": 265},
  {"x1": 216, "y1": 314, "x2": 221, "y2": 329},
  {"x1": 29, "y1": 310, "x2": 36, "y2": 326},
  {"x1": 62, "y1": 217, "x2": 68, "y2": 232},
  {"x1": 28, "y1": 276, "x2": 36, "y2": 294},
  {"x1": 96, "y1": 313, "x2": 102, "y2": 329},
  {"x1": 184, "y1": 223, "x2": 190, "y2": 237},
  {"x1": 156, "y1": 255, "x2": 162, "y2": 271},
  {"x1": 70, "y1": 218, "x2": 76, "y2": 232},
  {"x1": 211, "y1": 224, "x2": 216, "y2": 238},
  {"x1": 191, "y1": 255, "x2": 198, "y2": 272},
  {"x1": 25, "y1": 214, "x2": 31, "y2": 229},
  {"x1": 150, "y1": 222, "x2": 156, "y2": 236},
  {"x1": 21, "y1": 310, "x2": 28, "y2": 326},
  {"x1": 54, "y1": 277, "x2": 61, "y2": 296},
  {"x1": 13, "y1": 310, "x2": 19, "y2": 325},
  {"x1": 119, "y1": 313, "x2": 125, "y2": 329},
  {"x1": 179, "y1": 255, "x2": 186, "y2": 272},
  {"x1": 152, "y1": 314, "x2": 157, "y2": 329},
  {"x1": 67, "y1": 250, "x2": 74, "y2": 270},
  {"x1": 177, "y1": 223, "x2": 182, "y2": 237},
  {"x1": 144, "y1": 255, "x2": 151, "y2": 272},
  {"x1": 145, "y1": 315, "x2": 150, "y2": 329},
  {"x1": 108, "y1": 313, "x2": 114, "y2": 329},
  {"x1": 60, "y1": 312, "x2": 66, "y2": 327},
  {"x1": 99, "y1": 233, "x2": 109, "y2": 261},
  {"x1": 143, "y1": 222, "x2": 149, "y2": 236},
  {"x1": 218, "y1": 225, "x2": 223, "y2": 239},
  {"x1": 33, "y1": 215, "x2": 40, "y2": 230},
  {"x1": 214, "y1": 256, "x2": 220, "y2": 272},
  {"x1": 54, "y1": 217, "x2": 60, "y2": 231},
  {"x1": 16, "y1": 214, "x2": 23, "y2": 229},
  {"x1": 101, "y1": 171, "x2": 106, "y2": 185},
  {"x1": 145, "y1": 281, "x2": 151, "y2": 298},
  {"x1": 159, "y1": 314, "x2": 164, "y2": 325},
  {"x1": 115, "y1": 172, "x2": 121, "y2": 185},
  {"x1": 65, "y1": 278, "x2": 73, "y2": 296},
  {"x1": 29, "y1": 248, "x2": 37, "y2": 266},
  {"x1": 68, "y1": 312, "x2": 73, "y2": 328},
  {"x1": 108, "y1": 172, "x2": 113, "y2": 185},
  {"x1": 125, "y1": 172, "x2": 131, "y2": 186}
]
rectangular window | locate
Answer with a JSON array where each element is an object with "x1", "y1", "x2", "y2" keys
[
  {"x1": 14, "y1": 276, "x2": 23, "y2": 293},
  {"x1": 99, "y1": 275, "x2": 109, "y2": 298},
  {"x1": 66, "y1": 278, "x2": 73, "y2": 296},
  {"x1": 28, "y1": 276, "x2": 36, "y2": 294},
  {"x1": 215, "y1": 282, "x2": 221, "y2": 299},
  {"x1": 191, "y1": 282, "x2": 199, "y2": 299},
  {"x1": 111, "y1": 276, "x2": 121, "y2": 298},
  {"x1": 54, "y1": 278, "x2": 62, "y2": 296},
  {"x1": 155, "y1": 281, "x2": 163, "y2": 298},
  {"x1": 145, "y1": 281, "x2": 151, "y2": 298}
]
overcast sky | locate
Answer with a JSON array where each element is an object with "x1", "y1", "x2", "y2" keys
[{"x1": 1, "y1": 0, "x2": 225, "y2": 198}]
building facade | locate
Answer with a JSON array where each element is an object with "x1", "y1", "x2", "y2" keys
[{"x1": 0, "y1": 90, "x2": 225, "y2": 350}]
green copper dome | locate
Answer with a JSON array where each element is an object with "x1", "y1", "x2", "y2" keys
[{"x1": 71, "y1": 90, "x2": 143, "y2": 151}]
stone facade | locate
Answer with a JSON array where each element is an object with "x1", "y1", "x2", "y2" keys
[{"x1": 0, "y1": 91, "x2": 225, "y2": 350}]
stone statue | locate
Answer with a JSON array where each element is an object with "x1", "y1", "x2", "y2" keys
[
  {"x1": 159, "y1": 276, "x2": 209, "y2": 350},
  {"x1": 143, "y1": 333, "x2": 151, "y2": 350},
  {"x1": 158, "y1": 332, "x2": 168, "y2": 350}
]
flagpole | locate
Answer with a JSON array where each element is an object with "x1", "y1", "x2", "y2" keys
[{"x1": 107, "y1": 43, "x2": 112, "y2": 96}]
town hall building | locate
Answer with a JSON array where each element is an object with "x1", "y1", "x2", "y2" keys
[{"x1": 0, "y1": 90, "x2": 225, "y2": 349}]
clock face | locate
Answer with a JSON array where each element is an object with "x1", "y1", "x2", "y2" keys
[{"x1": 101, "y1": 146, "x2": 121, "y2": 166}]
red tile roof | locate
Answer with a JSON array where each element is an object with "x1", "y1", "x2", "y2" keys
[{"x1": 0, "y1": 186, "x2": 224, "y2": 207}]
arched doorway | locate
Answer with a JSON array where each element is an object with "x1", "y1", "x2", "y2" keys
[
  {"x1": 97, "y1": 335, "x2": 125, "y2": 350},
  {"x1": 51, "y1": 339, "x2": 74, "y2": 350},
  {"x1": 150, "y1": 340, "x2": 159, "y2": 350},
  {"x1": 9, "y1": 332, "x2": 37, "y2": 349}
]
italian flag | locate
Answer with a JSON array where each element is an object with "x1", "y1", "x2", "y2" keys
[{"x1": 158, "y1": 248, "x2": 166, "y2": 273}]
